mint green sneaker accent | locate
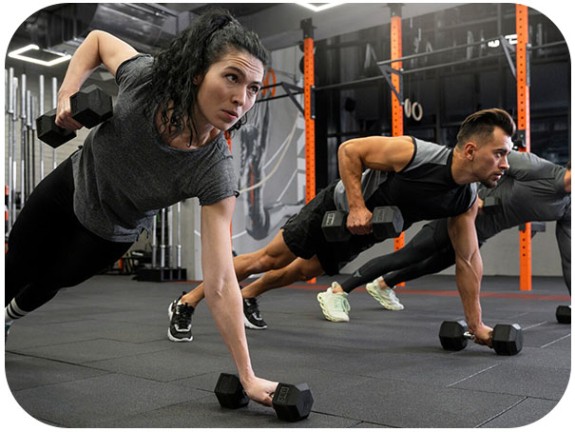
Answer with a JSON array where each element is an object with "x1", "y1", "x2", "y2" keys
[
  {"x1": 365, "y1": 280, "x2": 404, "y2": 311},
  {"x1": 317, "y1": 284, "x2": 351, "y2": 322}
]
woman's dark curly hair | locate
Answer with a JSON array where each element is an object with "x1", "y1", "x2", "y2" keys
[{"x1": 148, "y1": 8, "x2": 269, "y2": 143}]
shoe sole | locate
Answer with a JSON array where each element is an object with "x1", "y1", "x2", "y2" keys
[
  {"x1": 168, "y1": 302, "x2": 193, "y2": 342},
  {"x1": 317, "y1": 293, "x2": 349, "y2": 322},
  {"x1": 365, "y1": 285, "x2": 404, "y2": 311},
  {"x1": 243, "y1": 315, "x2": 267, "y2": 330}
]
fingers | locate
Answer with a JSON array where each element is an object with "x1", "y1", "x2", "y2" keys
[{"x1": 55, "y1": 99, "x2": 83, "y2": 131}]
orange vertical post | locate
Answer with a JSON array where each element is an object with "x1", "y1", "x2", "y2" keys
[
  {"x1": 390, "y1": 7, "x2": 405, "y2": 286},
  {"x1": 516, "y1": 4, "x2": 532, "y2": 291},
  {"x1": 302, "y1": 20, "x2": 316, "y2": 205},
  {"x1": 302, "y1": 19, "x2": 316, "y2": 284}
]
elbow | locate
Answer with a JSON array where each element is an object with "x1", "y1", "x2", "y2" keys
[
  {"x1": 338, "y1": 139, "x2": 359, "y2": 165},
  {"x1": 203, "y1": 277, "x2": 226, "y2": 302}
]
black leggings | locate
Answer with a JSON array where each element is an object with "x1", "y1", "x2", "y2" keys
[
  {"x1": 4, "y1": 157, "x2": 132, "y2": 312},
  {"x1": 340, "y1": 219, "x2": 455, "y2": 293}
]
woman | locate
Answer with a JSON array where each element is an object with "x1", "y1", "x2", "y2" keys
[{"x1": 5, "y1": 9, "x2": 277, "y2": 405}]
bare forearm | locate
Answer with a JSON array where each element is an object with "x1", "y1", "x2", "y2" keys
[
  {"x1": 338, "y1": 140, "x2": 366, "y2": 210},
  {"x1": 455, "y1": 252, "x2": 484, "y2": 331},
  {"x1": 203, "y1": 277, "x2": 255, "y2": 383}
]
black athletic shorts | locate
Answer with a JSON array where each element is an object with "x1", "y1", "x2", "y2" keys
[{"x1": 281, "y1": 182, "x2": 382, "y2": 276}]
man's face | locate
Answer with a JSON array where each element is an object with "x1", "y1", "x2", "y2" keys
[{"x1": 469, "y1": 127, "x2": 513, "y2": 188}]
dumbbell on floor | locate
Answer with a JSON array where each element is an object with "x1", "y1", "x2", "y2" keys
[
  {"x1": 214, "y1": 373, "x2": 314, "y2": 422},
  {"x1": 321, "y1": 206, "x2": 403, "y2": 242},
  {"x1": 556, "y1": 305, "x2": 571, "y2": 324},
  {"x1": 439, "y1": 320, "x2": 523, "y2": 356},
  {"x1": 36, "y1": 84, "x2": 113, "y2": 148}
]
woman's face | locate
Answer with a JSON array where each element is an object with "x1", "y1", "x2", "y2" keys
[{"x1": 195, "y1": 48, "x2": 264, "y2": 132}]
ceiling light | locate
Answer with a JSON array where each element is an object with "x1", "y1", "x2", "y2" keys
[
  {"x1": 8, "y1": 44, "x2": 72, "y2": 67},
  {"x1": 295, "y1": 1, "x2": 344, "y2": 13}
]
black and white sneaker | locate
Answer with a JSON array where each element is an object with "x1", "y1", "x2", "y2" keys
[
  {"x1": 168, "y1": 293, "x2": 195, "y2": 342},
  {"x1": 243, "y1": 297, "x2": 267, "y2": 330}
]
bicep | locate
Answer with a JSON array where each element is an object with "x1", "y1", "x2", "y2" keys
[{"x1": 200, "y1": 198, "x2": 236, "y2": 271}]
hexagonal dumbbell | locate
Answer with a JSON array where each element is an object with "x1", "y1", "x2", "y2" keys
[
  {"x1": 438, "y1": 320, "x2": 523, "y2": 356},
  {"x1": 272, "y1": 382, "x2": 314, "y2": 422},
  {"x1": 321, "y1": 210, "x2": 350, "y2": 242},
  {"x1": 321, "y1": 206, "x2": 403, "y2": 242},
  {"x1": 214, "y1": 372, "x2": 249, "y2": 409},
  {"x1": 556, "y1": 305, "x2": 571, "y2": 324},
  {"x1": 214, "y1": 373, "x2": 314, "y2": 422},
  {"x1": 36, "y1": 84, "x2": 113, "y2": 148},
  {"x1": 371, "y1": 206, "x2": 403, "y2": 239}
]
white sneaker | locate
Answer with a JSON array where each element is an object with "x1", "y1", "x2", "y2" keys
[
  {"x1": 317, "y1": 284, "x2": 351, "y2": 322},
  {"x1": 366, "y1": 279, "x2": 404, "y2": 311}
]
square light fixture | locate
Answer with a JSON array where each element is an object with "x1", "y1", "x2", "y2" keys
[
  {"x1": 8, "y1": 44, "x2": 72, "y2": 67},
  {"x1": 294, "y1": 2, "x2": 343, "y2": 13}
]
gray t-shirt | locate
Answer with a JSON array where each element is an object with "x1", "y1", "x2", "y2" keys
[{"x1": 72, "y1": 55, "x2": 238, "y2": 242}]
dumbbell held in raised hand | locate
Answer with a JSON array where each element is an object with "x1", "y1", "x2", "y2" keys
[
  {"x1": 438, "y1": 320, "x2": 523, "y2": 355},
  {"x1": 36, "y1": 85, "x2": 113, "y2": 148},
  {"x1": 214, "y1": 373, "x2": 314, "y2": 422},
  {"x1": 321, "y1": 206, "x2": 403, "y2": 242}
]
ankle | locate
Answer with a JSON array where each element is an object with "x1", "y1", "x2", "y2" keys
[
  {"x1": 179, "y1": 296, "x2": 197, "y2": 308},
  {"x1": 331, "y1": 282, "x2": 345, "y2": 294},
  {"x1": 376, "y1": 277, "x2": 389, "y2": 290}
]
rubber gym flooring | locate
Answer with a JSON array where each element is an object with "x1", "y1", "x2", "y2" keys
[{"x1": 3, "y1": 273, "x2": 572, "y2": 428}]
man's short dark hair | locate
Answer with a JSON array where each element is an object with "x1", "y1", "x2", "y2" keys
[{"x1": 456, "y1": 108, "x2": 516, "y2": 148}]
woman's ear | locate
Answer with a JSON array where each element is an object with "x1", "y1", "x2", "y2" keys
[{"x1": 193, "y1": 75, "x2": 203, "y2": 86}]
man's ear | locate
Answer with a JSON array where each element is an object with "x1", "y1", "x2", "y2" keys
[{"x1": 464, "y1": 141, "x2": 477, "y2": 160}]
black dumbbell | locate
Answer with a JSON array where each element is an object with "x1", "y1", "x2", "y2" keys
[
  {"x1": 556, "y1": 305, "x2": 571, "y2": 324},
  {"x1": 214, "y1": 373, "x2": 314, "y2": 422},
  {"x1": 321, "y1": 206, "x2": 403, "y2": 242},
  {"x1": 438, "y1": 320, "x2": 523, "y2": 356},
  {"x1": 372, "y1": 206, "x2": 404, "y2": 239},
  {"x1": 272, "y1": 382, "x2": 314, "y2": 422},
  {"x1": 36, "y1": 84, "x2": 113, "y2": 148},
  {"x1": 214, "y1": 373, "x2": 250, "y2": 409}
]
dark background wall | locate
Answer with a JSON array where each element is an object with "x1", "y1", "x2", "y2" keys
[{"x1": 311, "y1": 3, "x2": 570, "y2": 189}]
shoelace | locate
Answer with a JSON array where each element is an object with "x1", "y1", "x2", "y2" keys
[
  {"x1": 244, "y1": 299, "x2": 262, "y2": 318},
  {"x1": 174, "y1": 303, "x2": 193, "y2": 329}
]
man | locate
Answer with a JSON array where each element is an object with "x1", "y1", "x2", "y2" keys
[
  {"x1": 168, "y1": 108, "x2": 514, "y2": 349},
  {"x1": 318, "y1": 153, "x2": 570, "y2": 322}
]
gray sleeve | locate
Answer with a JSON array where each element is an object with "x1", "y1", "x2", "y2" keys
[
  {"x1": 195, "y1": 144, "x2": 239, "y2": 206},
  {"x1": 115, "y1": 54, "x2": 153, "y2": 89},
  {"x1": 506, "y1": 151, "x2": 566, "y2": 190}
]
